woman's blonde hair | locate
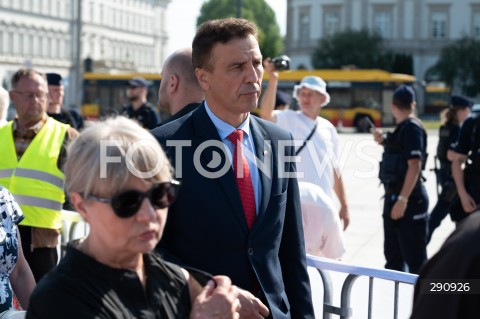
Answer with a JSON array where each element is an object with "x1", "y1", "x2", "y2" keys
[{"x1": 64, "y1": 116, "x2": 172, "y2": 197}]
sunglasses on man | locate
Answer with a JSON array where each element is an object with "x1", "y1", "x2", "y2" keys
[{"x1": 85, "y1": 180, "x2": 180, "y2": 218}]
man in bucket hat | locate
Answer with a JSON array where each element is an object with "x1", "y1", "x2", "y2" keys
[{"x1": 260, "y1": 67, "x2": 349, "y2": 259}]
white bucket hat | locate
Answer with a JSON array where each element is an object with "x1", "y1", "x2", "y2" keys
[{"x1": 293, "y1": 76, "x2": 331, "y2": 106}]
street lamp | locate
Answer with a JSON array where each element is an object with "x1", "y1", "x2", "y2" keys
[{"x1": 236, "y1": 0, "x2": 241, "y2": 18}]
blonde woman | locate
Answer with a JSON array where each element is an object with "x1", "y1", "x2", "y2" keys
[{"x1": 27, "y1": 117, "x2": 240, "y2": 319}]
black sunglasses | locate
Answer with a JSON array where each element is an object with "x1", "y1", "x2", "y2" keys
[{"x1": 86, "y1": 180, "x2": 180, "y2": 218}]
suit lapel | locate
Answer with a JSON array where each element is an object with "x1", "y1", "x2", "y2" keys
[
  {"x1": 192, "y1": 104, "x2": 249, "y2": 234},
  {"x1": 249, "y1": 117, "x2": 272, "y2": 223}
]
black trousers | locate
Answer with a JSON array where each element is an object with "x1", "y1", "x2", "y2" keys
[
  {"x1": 18, "y1": 225, "x2": 58, "y2": 282},
  {"x1": 383, "y1": 186, "x2": 429, "y2": 274}
]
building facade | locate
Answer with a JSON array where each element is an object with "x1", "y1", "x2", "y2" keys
[
  {"x1": 0, "y1": 0, "x2": 169, "y2": 107},
  {"x1": 285, "y1": 0, "x2": 480, "y2": 81}
]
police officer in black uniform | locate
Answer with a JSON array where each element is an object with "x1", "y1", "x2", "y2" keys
[
  {"x1": 373, "y1": 85, "x2": 428, "y2": 274},
  {"x1": 46, "y1": 73, "x2": 84, "y2": 130},
  {"x1": 448, "y1": 101, "x2": 480, "y2": 221},
  {"x1": 121, "y1": 77, "x2": 160, "y2": 129},
  {"x1": 428, "y1": 96, "x2": 472, "y2": 243}
]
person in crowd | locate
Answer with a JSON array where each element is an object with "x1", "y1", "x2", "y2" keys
[
  {"x1": 373, "y1": 85, "x2": 428, "y2": 274},
  {"x1": 298, "y1": 182, "x2": 346, "y2": 259},
  {"x1": 259, "y1": 58, "x2": 348, "y2": 259},
  {"x1": 151, "y1": 18, "x2": 314, "y2": 318},
  {"x1": 260, "y1": 58, "x2": 350, "y2": 231},
  {"x1": 0, "y1": 69, "x2": 79, "y2": 282},
  {"x1": 411, "y1": 208, "x2": 480, "y2": 318},
  {"x1": 0, "y1": 186, "x2": 36, "y2": 312},
  {"x1": 259, "y1": 61, "x2": 291, "y2": 112},
  {"x1": 428, "y1": 95, "x2": 472, "y2": 243},
  {"x1": 448, "y1": 100, "x2": 480, "y2": 221},
  {"x1": 0, "y1": 86, "x2": 9, "y2": 126},
  {"x1": 46, "y1": 73, "x2": 84, "y2": 130},
  {"x1": 158, "y1": 47, "x2": 204, "y2": 125},
  {"x1": 121, "y1": 77, "x2": 160, "y2": 129},
  {"x1": 272, "y1": 90, "x2": 291, "y2": 111},
  {"x1": 260, "y1": 85, "x2": 291, "y2": 112},
  {"x1": 26, "y1": 117, "x2": 241, "y2": 319}
]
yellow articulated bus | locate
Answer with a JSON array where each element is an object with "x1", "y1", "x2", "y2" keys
[
  {"x1": 263, "y1": 69, "x2": 417, "y2": 131},
  {"x1": 82, "y1": 70, "x2": 416, "y2": 130}
]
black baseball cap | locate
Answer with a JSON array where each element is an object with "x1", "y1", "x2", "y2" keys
[{"x1": 393, "y1": 85, "x2": 415, "y2": 104}]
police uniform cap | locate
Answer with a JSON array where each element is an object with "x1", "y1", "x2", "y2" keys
[
  {"x1": 393, "y1": 85, "x2": 415, "y2": 104},
  {"x1": 126, "y1": 77, "x2": 148, "y2": 87},
  {"x1": 450, "y1": 95, "x2": 473, "y2": 108},
  {"x1": 46, "y1": 73, "x2": 63, "y2": 86}
]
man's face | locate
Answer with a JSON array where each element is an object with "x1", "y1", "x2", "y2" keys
[
  {"x1": 9, "y1": 74, "x2": 48, "y2": 124},
  {"x1": 48, "y1": 84, "x2": 64, "y2": 105},
  {"x1": 196, "y1": 34, "x2": 263, "y2": 122},
  {"x1": 297, "y1": 87, "x2": 326, "y2": 115},
  {"x1": 126, "y1": 86, "x2": 143, "y2": 101}
]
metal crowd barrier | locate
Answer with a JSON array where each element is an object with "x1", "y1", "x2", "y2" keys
[
  {"x1": 306, "y1": 255, "x2": 418, "y2": 319},
  {"x1": 59, "y1": 209, "x2": 89, "y2": 257}
]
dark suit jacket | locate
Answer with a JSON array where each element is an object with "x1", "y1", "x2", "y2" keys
[
  {"x1": 159, "y1": 102, "x2": 200, "y2": 127},
  {"x1": 411, "y1": 211, "x2": 480, "y2": 319},
  {"x1": 151, "y1": 103, "x2": 314, "y2": 319}
]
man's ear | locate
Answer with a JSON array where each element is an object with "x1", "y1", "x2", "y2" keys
[
  {"x1": 195, "y1": 68, "x2": 210, "y2": 91},
  {"x1": 169, "y1": 74, "x2": 179, "y2": 94},
  {"x1": 70, "y1": 192, "x2": 89, "y2": 222}
]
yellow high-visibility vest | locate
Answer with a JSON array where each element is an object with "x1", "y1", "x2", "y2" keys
[{"x1": 0, "y1": 118, "x2": 69, "y2": 229}]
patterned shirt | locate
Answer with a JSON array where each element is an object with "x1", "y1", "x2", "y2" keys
[{"x1": 0, "y1": 187, "x2": 24, "y2": 312}]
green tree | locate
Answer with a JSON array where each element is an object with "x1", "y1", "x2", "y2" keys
[
  {"x1": 392, "y1": 53, "x2": 414, "y2": 75},
  {"x1": 196, "y1": 0, "x2": 283, "y2": 58},
  {"x1": 432, "y1": 37, "x2": 480, "y2": 96},
  {"x1": 311, "y1": 29, "x2": 394, "y2": 70}
]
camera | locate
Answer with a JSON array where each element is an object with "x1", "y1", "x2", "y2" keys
[{"x1": 271, "y1": 55, "x2": 291, "y2": 71}]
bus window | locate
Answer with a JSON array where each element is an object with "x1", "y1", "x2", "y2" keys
[
  {"x1": 328, "y1": 88, "x2": 351, "y2": 108},
  {"x1": 352, "y1": 88, "x2": 382, "y2": 109}
]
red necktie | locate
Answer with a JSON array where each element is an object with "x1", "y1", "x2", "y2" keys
[{"x1": 228, "y1": 129, "x2": 256, "y2": 229}]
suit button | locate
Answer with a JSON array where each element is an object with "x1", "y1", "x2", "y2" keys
[{"x1": 248, "y1": 248, "x2": 254, "y2": 255}]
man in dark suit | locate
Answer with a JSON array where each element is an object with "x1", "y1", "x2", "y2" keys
[{"x1": 151, "y1": 18, "x2": 314, "y2": 319}]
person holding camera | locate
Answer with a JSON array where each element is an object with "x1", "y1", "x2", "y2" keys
[{"x1": 259, "y1": 58, "x2": 349, "y2": 259}]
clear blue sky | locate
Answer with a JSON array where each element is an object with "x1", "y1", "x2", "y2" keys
[{"x1": 166, "y1": 0, "x2": 287, "y2": 56}]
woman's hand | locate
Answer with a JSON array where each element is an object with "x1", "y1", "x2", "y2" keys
[{"x1": 190, "y1": 275, "x2": 240, "y2": 319}]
